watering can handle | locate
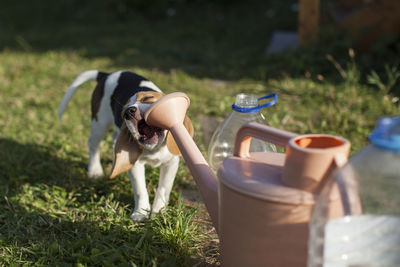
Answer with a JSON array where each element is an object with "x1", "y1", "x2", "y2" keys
[{"x1": 234, "y1": 122, "x2": 298, "y2": 158}]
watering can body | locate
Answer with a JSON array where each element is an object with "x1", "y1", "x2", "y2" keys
[
  {"x1": 218, "y1": 152, "x2": 313, "y2": 266},
  {"x1": 217, "y1": 124, "x2": 349, "y2": 266},
  {"x1": 144, "y1": 92, "x2": 350, "y2": 266}
]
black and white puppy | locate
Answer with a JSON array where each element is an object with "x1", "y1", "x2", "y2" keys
[{"x1": 58, "y1": 70, "x2": 193, "y2": 221}]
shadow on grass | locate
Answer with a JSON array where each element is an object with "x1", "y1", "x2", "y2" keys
[
  {"x1": 0, "y1": 203, "x2": 192, "y2": 266},
  {"x1": 0, "y1": 138, "x2": 133, "y2": 207},
  {"x1": 0, "y1": 138, "x2": 202, "y2": 266}
]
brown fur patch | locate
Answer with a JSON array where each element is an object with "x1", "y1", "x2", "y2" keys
[
  {"x1": 91, "y1": 83, "x2": 104, "y2": 121},
  {"x1": 110, "y1": 123, "x2": 144, "y2": 178},
  {"x1": 166, "y1": 116, "x2": 194, "y2": 155},
  {"x1": 136, "y1": 91, "x2": 165, "y2": 104}
]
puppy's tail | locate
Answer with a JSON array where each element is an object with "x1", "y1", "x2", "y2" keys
[{"x1": 58, "y1": 70, "x2": 100, "y2": 121}]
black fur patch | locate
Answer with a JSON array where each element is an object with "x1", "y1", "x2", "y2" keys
[{"x1": 110, "y1": 72, "x2": 155, "y2": 128}]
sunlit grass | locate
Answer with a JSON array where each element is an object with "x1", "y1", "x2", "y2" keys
[{"x1": 1, "y1": 45, "x2": 400, "y2": 265}]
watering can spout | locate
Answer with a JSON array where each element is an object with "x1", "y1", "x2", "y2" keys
[{"x1": 144, "y1": 92, "x2": 219, "y2": 230}]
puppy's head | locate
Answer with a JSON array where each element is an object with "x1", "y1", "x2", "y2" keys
[
  {"x1": 110, "y1": 91, "x2": 194, "y2": 178},
  {"x1": 123, "y1": 91, "x2": 166, "y2": 150}
]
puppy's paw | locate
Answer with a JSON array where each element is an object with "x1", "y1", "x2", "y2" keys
[
  {"x1": 150, "y1": 209, "x2": 165, "y2": 219},
  {"x1": 88, "y1": 170, "x2": 104, "y2": 179},
  {"x1": 130, "y1": 210, "x2": 149, "y2": 222},
  {"x1": 151, "y1": 204, "x2": 166, "y2": 216},
  {"x1": 88, "y1": 165, "x2": 104, "y2": 179}
]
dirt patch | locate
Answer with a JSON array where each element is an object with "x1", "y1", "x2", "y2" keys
[
  {"x1": 208, "y1": 79, "x2": 231, "y2": 88},
  {"x1": 197, "y1": 114, "x2": 224, "y2": 148},
  {"x1": 180, "y1": 188, "x2": 220, "y2": 266}
]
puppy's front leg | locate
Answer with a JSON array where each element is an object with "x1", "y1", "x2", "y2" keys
[
  {"x1": 152, "y1": 156, "x2": 180, "y2": 215},
  {"x1": 128, "y1": 162, "x2": 151, "y2": 221}
]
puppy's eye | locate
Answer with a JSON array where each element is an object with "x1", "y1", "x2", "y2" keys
[{"x1": 141, "y1": 96, "x2": 156, "y2": 104}]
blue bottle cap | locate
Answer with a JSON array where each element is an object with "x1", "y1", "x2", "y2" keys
[
  {"x1": 369, "y1": 115, "x2": 400, "y2": 151},
  {"x1": 232, "y1": 93, "x2": 277, "y2": 113}
]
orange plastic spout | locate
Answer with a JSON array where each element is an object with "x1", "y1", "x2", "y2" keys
[{"x1": 144, "y1": 92, "x2": 219, "y2": 231}]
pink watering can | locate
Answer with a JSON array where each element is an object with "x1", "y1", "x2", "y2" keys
[{"x1": 144, "y1": 92, "x2": 351, "y2": 266}]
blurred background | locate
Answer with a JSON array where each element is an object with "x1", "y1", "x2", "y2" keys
[{"x1": 1, "y1": 0, "x2": 398, "y2": 81}]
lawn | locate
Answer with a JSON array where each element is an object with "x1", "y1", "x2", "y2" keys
[{"x1": 1, "y1": 0, "x2": 400, "y2": 266}]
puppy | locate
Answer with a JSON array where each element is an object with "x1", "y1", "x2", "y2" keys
[{"x1": 58, "y1": 70, "x2": 193, "y2": 221}]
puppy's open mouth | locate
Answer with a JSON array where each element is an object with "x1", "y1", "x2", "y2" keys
[{"x1": 136, "y1": 119, "x2": 163, "y2": 145}]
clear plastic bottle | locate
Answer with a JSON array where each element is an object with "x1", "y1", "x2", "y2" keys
[
  {"x1": 308, "y1": 115, "x2": 400, "y2": 267},
  {"x1": 208, "y1": 93, "x2": 278, "y2": 173}
]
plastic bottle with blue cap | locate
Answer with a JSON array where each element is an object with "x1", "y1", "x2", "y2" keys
[
  {"x1": 207, "y1": 93, "x2": 278, "y2": 174},
  {"x1": 308, "y1": 115, "x2": 400, "y2": 267}
]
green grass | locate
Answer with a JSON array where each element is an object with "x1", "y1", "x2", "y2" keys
[{"x1": 1, "y1": 0, "x2": 400, "y2": 266}]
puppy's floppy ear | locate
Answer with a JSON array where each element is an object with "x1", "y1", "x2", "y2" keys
[
  {"x1": 166, "y1": 116, "x2": 194, "y2": 156},
  {"x1": 110, "y1": 124, "x2": 143, "y2": 178}
]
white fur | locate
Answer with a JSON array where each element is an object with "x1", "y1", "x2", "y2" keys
[
  {"x1": 88, "y1": 71, "x2": 122, "y2": 178},
  {"x1": 139, "y1": 80, "x2": 162, "y2": 92},
  {"x1": 58, "y1": 70, "x2": 99, "y2": 120},
  {"x1": 59, "y1": 70, "x2": 180, "y2": 221},
  {"x1": 128, "y1": 146, "x2": 179, "y2": 220}
]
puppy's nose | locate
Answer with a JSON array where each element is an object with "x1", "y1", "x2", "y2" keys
[{"x1": 124, "y1": 106, "x2": 137, "y2": 120}]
